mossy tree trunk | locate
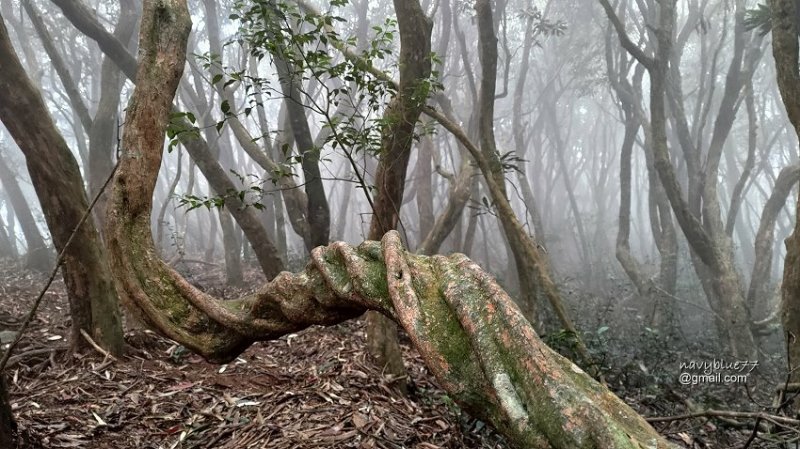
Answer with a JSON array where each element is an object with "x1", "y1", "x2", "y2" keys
[{"x1": 104, "y1": 2, "x2": 677, "y2": 447}]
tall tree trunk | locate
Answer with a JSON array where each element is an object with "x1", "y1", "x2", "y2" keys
[
  {"x1": 365, "y1": 0, "x2": 433, "y2": 390},
  {"x1": 474, "y1": 0, "x2": 540, "y2": 325},
  {"x1": 769, "y1": 0, "x2": 800, "y2": 382},
  {"x1": 86, "y1": 0, "x2": 137, "y2": 229},
  {"x1": 0, "y1": 13, "x2": 123, "y2": 355},
  {"x1": 0, "y1": 213, "x2": 16, "y2": 259}
]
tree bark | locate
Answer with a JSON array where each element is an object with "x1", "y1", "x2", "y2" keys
[
  {"x1": 86, "y1": 0, "x2": 137, "y2": 228},
  {"x1": 769, "y1": 0, "x2": 800, "y2": 382},
  {"x1": 365, "y1": 0, "x2": 433, "y2": 390},
  {"x1": 0, "y1": 10, "x2": 123, "y2": 355},
  {"x1": 0, "y1": 374, "x2": 15, "y2": 448}
]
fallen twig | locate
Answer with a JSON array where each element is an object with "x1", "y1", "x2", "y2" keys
[
  {"x1": 647, "y1": 409, "x2": 800, "y2": 428},
  {"x1": 80, "y1": 329, "x2": 115, "y2": 361}
]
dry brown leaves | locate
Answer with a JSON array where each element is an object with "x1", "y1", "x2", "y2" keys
[{"x1": 0, "y1": 260, "x2": 508, "y2": 449}]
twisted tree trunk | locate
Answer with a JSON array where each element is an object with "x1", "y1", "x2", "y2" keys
[{"x1": 103, "y1": 2, "x2": 676, "y2": 447}]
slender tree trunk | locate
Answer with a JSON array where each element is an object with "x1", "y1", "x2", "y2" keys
[
  {"x1": 508, "y1": 14, "x2": 544, "y2": 318},
  {"x1": 333, "y1": 166, "x2": 353, "y2": 241},
  {"x1": 0, "y1": 213, "x2": 15, "y2": 259},
  {"x1": 0, "y1": 153, "x2": 50, "y2": 270},
  {"x1": 220, "y1": 209, "x2": 244, "y2": 285},
  {"x1": 0, "y1": 13, "x2": 124, "y2": 355},
  {"x1": 474, "y1": 0, "x2": 540, "y2": 325},
  {"x1": 3, "y1": 197, "x2": 18, "y2": 256},
  {"x1": 156, "y1": 149, "x2": 183, "y2": 251},
  {"x1": 616, "y1": 118, "x2": 648, "y2": 295},
  {"x1": 86, "y1": 0, "x2": 137, "y2": 229},
  {"x1": 262, "y1": 0, "x2": 330, "y2": 250},
  {"x1": 415, "y1": 135, "x2": 435, "y2": 243}
]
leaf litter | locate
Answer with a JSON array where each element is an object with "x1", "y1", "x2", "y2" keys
[{"x1": 0, "y1": 260, "x2": 508, "y2": 449}]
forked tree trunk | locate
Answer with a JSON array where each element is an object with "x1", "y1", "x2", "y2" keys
[{"x1": 0, "y1": 10, "x2": 123, "y2": 355}]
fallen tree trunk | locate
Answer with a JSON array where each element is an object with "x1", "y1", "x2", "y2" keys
[{"x1": 104, "y1": 1, "x2": 676, "y2": 447}]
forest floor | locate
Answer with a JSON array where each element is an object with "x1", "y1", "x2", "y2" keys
[{"x1": 0, "y1": 259, "x2": 789, "y2": 448}]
